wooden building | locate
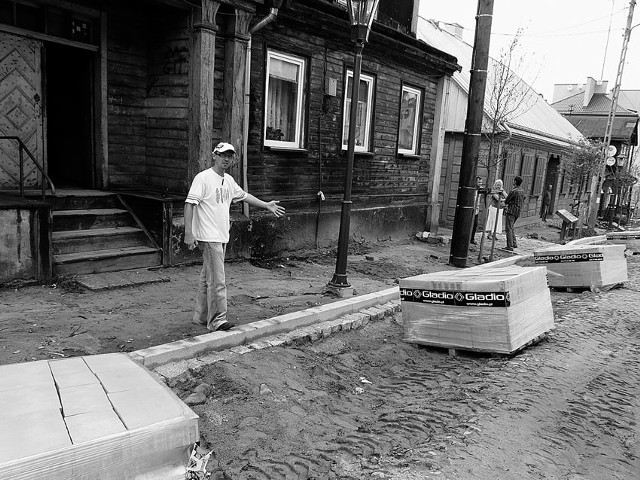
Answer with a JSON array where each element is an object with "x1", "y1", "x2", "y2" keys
[
  {"x1": 418, "y1": 20, "x2": 585, "y2": 232},
  {"x1": 0, "y1": 0, "x2": 459, "y2": 282}
]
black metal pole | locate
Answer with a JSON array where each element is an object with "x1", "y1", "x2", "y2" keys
[
  {"x1": 449, "y1": 0, "x2": 494, "y2": 268},
  {"x1": 329, "y1": 41, "x2": 364, "y2": 288}
]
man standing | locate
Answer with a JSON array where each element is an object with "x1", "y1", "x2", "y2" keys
[
  {"x1": 184, "y1": 142, "x2": 285, "y2": 332},
  {"x1": 540, "y1": 184, "x2": 552, "y2": 222},
  {"x1": 504, "y1": 176, "x2": 525, "y2": 251}
]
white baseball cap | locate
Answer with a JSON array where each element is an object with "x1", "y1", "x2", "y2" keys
[{"x1": 213, "y1": 142, "x2": 236, "y2": 155}]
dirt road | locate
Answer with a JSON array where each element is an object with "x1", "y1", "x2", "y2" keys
[{"x1": 172, "y1": 255, "x2": 640, "y2": 480}]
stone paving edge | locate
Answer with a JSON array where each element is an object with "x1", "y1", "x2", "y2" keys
[{"x1": 130, "y1": 287, "x2": 400, "y2": 371}]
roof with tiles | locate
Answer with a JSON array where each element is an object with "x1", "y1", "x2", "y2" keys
[
  {"x1": 416, "y1": 19, "x2": 583, "y2": 146},
  {"x1": 563, "y1": 115, "x2": 638, "y2": 140},
  {"x1": 551, "y1": 91, "x2": 637, "y2": 116}
]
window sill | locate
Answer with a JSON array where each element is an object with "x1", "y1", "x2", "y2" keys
[
  {"x1": 398, "y1": 153, "x2": 420, "y2": 159},
  {"x1": 265, "y1": 146, "x2": 308, "y2": 154},
  {"x1": 341, "y1": 150, "x2": 375, "y2": 157}
]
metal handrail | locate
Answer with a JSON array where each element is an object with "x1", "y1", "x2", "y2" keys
[{"x1": 0, "y1": 136, "x2": 56, "y2": 200}]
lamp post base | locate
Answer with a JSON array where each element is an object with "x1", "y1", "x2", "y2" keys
[
  {"x1": 328, "y1": 272, "x2": 351, "y2": 289},
  {"x1": 325, "y1": 282, "x2": 354, "y2": 298}
]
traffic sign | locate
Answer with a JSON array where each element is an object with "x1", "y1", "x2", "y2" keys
[
  {"x1": 607, "y1": 145, "x2": 617, "y2": 157},
  {"x1": 606, "y1": 157, "x2": 616, "y2": 166}
]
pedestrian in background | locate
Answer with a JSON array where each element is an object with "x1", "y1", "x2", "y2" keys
[
  {"x1": 470, "y1": 176, "x2": 487, "y2": 245},
  {"x1": 504, "y1": 175, "x2": 525, "y2": 251},
  {"x1": 184, "y1": 142, "x2": 286, "y2": 332},
  {"x1": 540, "y1": 184, "x2": 552, "y2": 222},
  {"x1": 485, "y1": 179, "x2": 506, "y2": 240}
]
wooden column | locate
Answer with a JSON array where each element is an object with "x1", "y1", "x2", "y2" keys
[
  {"x1": 188, "y1": 0, "x2": 220, "y2": 181},
  {"x1": 427, "y1": 76, "x2": 450, "y2": 234},
  {"x1": 95, "y1": 11, "x2": 108, "y2": 189},
  {"x1": 222, "y1": 9, "x2": 252, "y2": 182}
]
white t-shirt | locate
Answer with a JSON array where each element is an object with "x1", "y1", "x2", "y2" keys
[{"x1": 185, "y1": 168, "x2": 247, "y2": 243}]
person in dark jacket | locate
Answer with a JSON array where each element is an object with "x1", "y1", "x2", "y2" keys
[{"x1": 504, "y1": 176, "x2": 525, "y2": 251}]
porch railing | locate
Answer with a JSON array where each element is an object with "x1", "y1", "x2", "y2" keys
[{"x1": 0, "y1": 136, "x2": 56, "y2": 200}]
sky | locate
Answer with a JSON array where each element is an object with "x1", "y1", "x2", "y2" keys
[{"x1": 417, "y1": 0, "x2": 640, "y2": 103}]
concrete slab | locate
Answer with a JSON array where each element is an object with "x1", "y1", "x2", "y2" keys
[
  {"x1": 0, "y1": 383, "x2": 61, "y2": 419},
  {"x1": 0, "y1": 354, "x2": 198, "y2": 480},
  {"x1": 108, "y1": 385, "x2": 185, "y2": 429},
  {"x1": 84, "y1": 352, "x2": 141, "y2": 373},
  {"x1": 50, "y1": 357, "x2": 100, "y2": 388},
  {"x1": 0, "y1": 409, "x2": 71, "y2": 463},
  {"x1": 59, "y1": 383, "x2": 113, "y2": 416},
  {"x1": 96, "y1": 366, "x2": 161, "y2": 393},
  {"x1": 0, "y1": 360, "x2": 54, "y2": 392},
  {"x1": 65, "y1": 409, "x2": 127, "y2": 444},
  {"x1": 75, "y1": 269, "x2": 170, "y2": 291}
]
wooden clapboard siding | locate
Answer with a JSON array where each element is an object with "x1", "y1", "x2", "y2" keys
[
  {"x1": 106, "y1": 2, "x2": 148, "y2": 188},
  {"x1": 246, "y1": 19, "x2": 439, "y2": 209},
  {"x1": 145, "y1": 10, "x2": 190, "y2": 190}
]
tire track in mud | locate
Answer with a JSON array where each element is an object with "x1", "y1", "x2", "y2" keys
[
  {"x1": 443, "y1": 257, "x2": 640, "y2": 479},
  {"x1": 202, "y1": 329, "x2": 509, "y2": 479},
  {"x1": 195, "y1": 256, "x2": 640, "y2": 479}
]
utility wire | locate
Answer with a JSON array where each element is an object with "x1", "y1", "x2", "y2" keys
[
  {"x1": 417, "y1": 8, "x2": 626, "y2": 39},
  {"x1": 600, "y1": 0, "x2": 617, "y2": 81}
]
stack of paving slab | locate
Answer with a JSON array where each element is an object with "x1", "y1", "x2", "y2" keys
[
  {"x1": 0, "y1": 353, "x2": 198, "y2": 480},
  {"x1": 400, "y1": 266, "x2": 554, "y2": 354},
  {"x1": 533, "y1": 243, "x2": 628, "y2": 289},
  {"x1": 605, "y1": 230, "x2": 640, "y2": 252}
]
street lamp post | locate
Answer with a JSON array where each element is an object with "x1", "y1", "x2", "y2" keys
[{"x1": 329, "y1": 0, "x2": 379, "y2": 289}]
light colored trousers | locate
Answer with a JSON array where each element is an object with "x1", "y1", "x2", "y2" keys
[
  {"x1": 485, "y1": 205, "x2": 503, "y2": 234},
  {"x1": 193, "y1": 242, "x2": 227, "y2": 330}
]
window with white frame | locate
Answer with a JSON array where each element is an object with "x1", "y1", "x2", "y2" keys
[
  {"x1": 398, "y1": 85, "x2": 422, "y2": 155},
  {"x1": 264, "y1": 50, "x2": 306, "y2": 148},
  {"x1": 342, "y1": 70, "x2": 375, "y2": 152}
]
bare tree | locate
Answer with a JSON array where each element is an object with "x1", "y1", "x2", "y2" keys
[
  {"x1": 562, "y1": 138, "x2": 605, "y2": 235},
  {"x1": 481, "y1": 28, "x2": 540, "y2": 181}
]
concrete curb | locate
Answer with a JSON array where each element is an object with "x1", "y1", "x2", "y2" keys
[
  {"x1": 567, "y1": 235, "x2": 607, "y2": 246},
  {"x1": 130, "y1": 287, "x2": 400, "y2": 370},
  {"x1": 151, "y1": 299, "x2": 402, "y2": 379}
]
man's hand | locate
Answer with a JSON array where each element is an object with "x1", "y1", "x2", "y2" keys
[
  {"x1": 184, "y1": 232, "x2": 198, "y2": 250},
  {"x1": 266, "y1": 200, "x2": 286, "y2": 218}
]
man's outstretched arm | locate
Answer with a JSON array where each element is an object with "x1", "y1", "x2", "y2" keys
[{"x1": 243, "y1": 193, "x2": 286, "y2": 217}]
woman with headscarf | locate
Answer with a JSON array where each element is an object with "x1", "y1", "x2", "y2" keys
[{"x1": 485, "y1": 179, "x2": 507, "y2": 239}]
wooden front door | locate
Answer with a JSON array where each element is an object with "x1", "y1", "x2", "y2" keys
[{"x1": 0, "y1": 32, "x2": 43, "y2": 190}]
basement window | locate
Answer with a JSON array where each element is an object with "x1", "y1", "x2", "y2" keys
[{"x1": 264, "y1": 50, "x2": 307, "y2": 149}]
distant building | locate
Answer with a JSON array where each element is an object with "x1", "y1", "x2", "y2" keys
[
  {"x1": 552, "y1": 77, "x2": 639, "y2": 219},
  {"x1": 417, "y1": 19, "x2": 584, "y2": 230}
]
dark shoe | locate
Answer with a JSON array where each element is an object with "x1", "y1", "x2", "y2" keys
[
  {"x1": 214, "y1": 321, "x2": 235, "y2": 332},
  {"x1": 504, "y1": 247, "x2": 514, "y2": 251}
]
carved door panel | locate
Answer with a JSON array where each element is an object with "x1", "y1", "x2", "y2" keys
[{"x1": 0, "y1": 32, "x2": 43, "y2": 189}]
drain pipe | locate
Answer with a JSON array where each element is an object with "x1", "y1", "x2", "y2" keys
[{"x1": 242, "y1": 6, "x2": 280, "y2": 216}]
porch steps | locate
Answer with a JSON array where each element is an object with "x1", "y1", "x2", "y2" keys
[
  {"x1": 52, "y1": 227, "x2": 148, "y2": 254},
  {"x1": 54, "y1": 246, "x2": 162, "y2": 276},
  {"x1": 50, "y1": 192, "x2": 161, "y2": 277}
]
